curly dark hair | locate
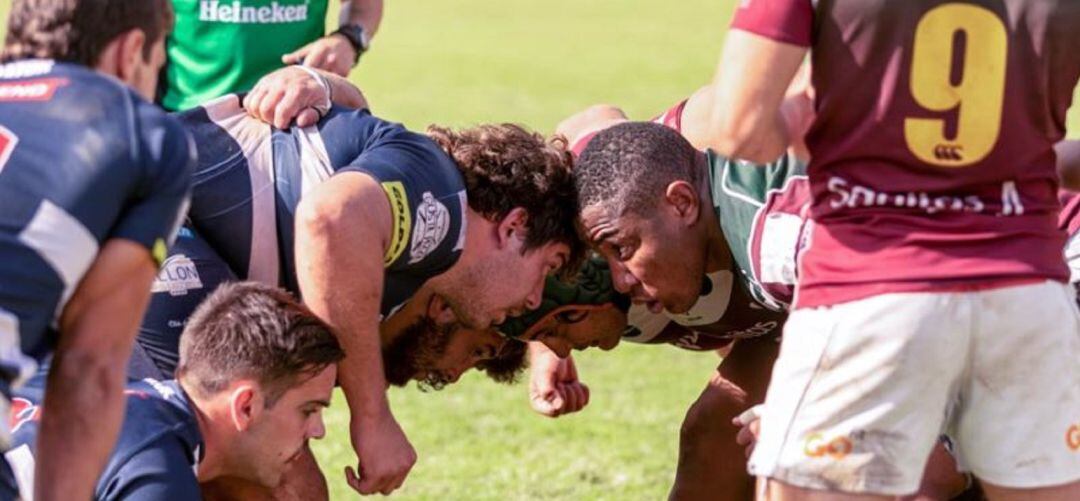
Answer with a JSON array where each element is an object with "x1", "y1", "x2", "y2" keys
[
  {"x1": 2, "y1": 0, "x2": 174, "y2": 66},
  {"x1": 475, "y1": 339, "x2": 528, "y2": 384},
  {"x1": 427, "y1": 124, "x2": 586, "y2": 273}
]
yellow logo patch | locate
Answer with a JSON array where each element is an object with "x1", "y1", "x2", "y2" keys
[
  {"x1": 381, "y1": 181, "x2": 411, "y2": 267},
  {"x1": 151, "y1": 238, "x2": 168, "y2": 267}
]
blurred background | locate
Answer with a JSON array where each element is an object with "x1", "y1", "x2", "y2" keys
[{"x1": 0, "y1": 1, "x2": 1077, "y2": 499}]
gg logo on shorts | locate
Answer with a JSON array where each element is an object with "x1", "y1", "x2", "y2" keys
[
  {"x1": 1067, "y1": 424, "x2": 1080, "y2": 451},
  {"x1": 803, "y1": 432, "x2": 853, "y2": 459}
]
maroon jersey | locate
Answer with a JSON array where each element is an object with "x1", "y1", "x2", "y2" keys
[{"x1": 733, "y1": 0, "x2": 1080, "y2": 308}]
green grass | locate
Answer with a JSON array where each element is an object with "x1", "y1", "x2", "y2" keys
[{"x1": 0, "y1": 0, "x2": 1079, "y2": 499}]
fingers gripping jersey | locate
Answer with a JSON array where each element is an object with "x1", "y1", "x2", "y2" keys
[
  {"x1": 5, "y1": 374, "x2": 202, "y2": 500},
  {"x1": 0, "y1": 60, "x2": 194, "y2": 395},
  {"x1": 176, "y1": 96, "x2": 467, "y2": 316}
]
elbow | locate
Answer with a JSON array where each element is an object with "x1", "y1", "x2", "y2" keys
[
  {"x1": 50, "y1": 344, "x2": 128, "y2": 396},
  {"x1": 708, "y1": 116, "x2": 785, "y2": 164}
]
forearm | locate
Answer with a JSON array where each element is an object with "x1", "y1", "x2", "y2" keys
[
  {"x1": 320, "y1": 70, "x2": 368, "y2": 109},
  {"x1": 36, "y1": 350, "x2": 129, "y2": 500},
  {"x1": 342, "y1": 0, "x2": 383, "y2": 38},
  {"x1": 35, "y1": 244, "x2": 156, "y2": 500}
]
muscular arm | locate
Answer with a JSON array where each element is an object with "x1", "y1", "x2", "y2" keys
[
  {"x1": 1057, "y1": 140, "x2": 1080, "y2": 191},
  {"x1": 341, "y1": 0, "x2": 384, "y2": 39},
  {"x1": 294, "y1": 172, "x2": 414, "y2": 495},
  {"x1": 35, "y1": 240, "x2": 158, "y2": 501},
  {"x1": 706, "y1": 30, "x2": 808, "y2": 163}
]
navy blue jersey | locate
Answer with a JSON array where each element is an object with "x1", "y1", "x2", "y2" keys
[
  {"x1": 177, "y1": 95, "x2": 467, "y2": 316},
  {"x1": 0, "y1": 60, "x2": 193, "y2": 396},
  {"x1": 5, "y1": 375, "x2": 203, "y2": 500}
]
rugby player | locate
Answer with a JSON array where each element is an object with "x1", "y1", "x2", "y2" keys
[
  {"x1": 5, "y1": 282, "x2": 344, "y2": 500},
  {"x1": 0, "y1": 1, "x2": 193, "y2": 499},
  {"x1": 133, "y1": 68, "x2": 582, "y2": 495},
  {"x1": 707, "y1": 1, "x2": 1080, "y2": 499},
  {"x1": 504, "y1": 89, "x2": 966, "y2": 500}
]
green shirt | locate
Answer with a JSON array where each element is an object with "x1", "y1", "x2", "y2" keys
[
  {"x1": 162, "y1": 0, "x2": 329, "y2": 111},
  {"x1": 708, "y1": 150, "x2": 807, "y2": 309}
]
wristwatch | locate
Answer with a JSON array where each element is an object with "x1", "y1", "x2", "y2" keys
[{"x1": 332, "y1": 24, "x2": 369, "y2": 63}]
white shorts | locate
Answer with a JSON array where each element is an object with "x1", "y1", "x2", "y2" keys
[{"x1": 748, "y1": 281, "x2": 1080, "y2": 495}]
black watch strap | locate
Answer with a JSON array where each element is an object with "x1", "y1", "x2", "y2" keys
[{"x1": 333, "y1": 24, "x2": 368, "y2": 63}]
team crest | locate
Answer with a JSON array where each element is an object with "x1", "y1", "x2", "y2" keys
[{"x1": 409, "y1": 192, "x2": 451, "y2": 264}]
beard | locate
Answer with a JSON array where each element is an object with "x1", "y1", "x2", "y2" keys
[{"x1": 382, "y1": 316, "x2": 455, "y2": 391}]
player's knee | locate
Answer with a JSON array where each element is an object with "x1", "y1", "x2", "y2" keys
[{"x1": 679, "y1": 388, "x2": 744, "y2": 453}]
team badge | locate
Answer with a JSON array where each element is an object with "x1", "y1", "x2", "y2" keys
[
  {"x1": 151, "y1": 254, "x2": 203, "y2": 296},
  {"x1": 409, "y1": 192, "x2": 450, "y2": 264}
]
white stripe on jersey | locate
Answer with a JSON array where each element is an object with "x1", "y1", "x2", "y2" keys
[
  {"x1": 0, "y1": 309, "x2": 37, "y2": 397},
  {"x1": 18, "y1": 199, "x2": 98, "y2": 319},
  {"x1": 203, "y1": 95, "x2": 280, "y2": 285},
  {"x1": 4, "y1": 443, "x2": 33, "y2": 499},
  {"x1": 453, "y1": 190, "x2": 467, "y2": 252},
  {"x1": 296, "y1": 124, "x2": 334, "y2": 196}
]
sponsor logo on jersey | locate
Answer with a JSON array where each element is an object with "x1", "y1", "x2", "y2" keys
[
  {"x1": 803, "y1": 432, "x2": 853, "y2": 459},
  {"x1": 725, "y1": 320, "x2": 779, "y2": 340},
  {"x1": 144, "y1": 378, "x2": 178, "y2": 400},
  {"x1": 199, "y1": 0, "x2": 310, "y2": 24},
  {"x1": 1068, "y1": 423, "x2": 1080, "y2": 451},
  {"x1": 0, "y1": 78, "x2": 67, "y2": 102},
  {"x1": 151, "y1": 254, "x2": 203, "y2": 296},
  {"x1": 409, "y1": 192, "x2": 450, "y2": 264},
  {"x1": 381, "y1": 182, "x2": 411, "y2": 267}
]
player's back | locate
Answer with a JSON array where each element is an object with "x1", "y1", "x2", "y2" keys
[
  {"x1": 797, "y1": 0, "x2": 1080, "y2": 306},
  {"x1": 177, "y1": 96, "x2": 467, "y2": 313},
  {"x1": 0, "y1": 60, "x2": 192, "y2": 391},
  {"x1": 5, "y1": 375, "x2": 202, "y2": 500}
]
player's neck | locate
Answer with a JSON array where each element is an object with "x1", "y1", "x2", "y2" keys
[
  {"x1": 437, "y1": 209, "x2": 495, "y2": 284},
  {"x1": 695, "y1": 155, "x2": 731, "y2": 273},
  {"x1": 182, "y1": 383, "x2": 228, "y2": 482}
]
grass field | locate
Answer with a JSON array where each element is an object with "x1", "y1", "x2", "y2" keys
[{"x1": 0, "y1": 1, "x2": 1079, "y2": 500}]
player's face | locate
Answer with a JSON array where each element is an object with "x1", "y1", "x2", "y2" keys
[
  {"x1": 246, "y1": 365, "x2": 336, "y2": 487},
  {"x1": 383, "y1": 315, "x2": 508, "y2": 389},
  {"x1": 445, "y1": 241, "x2": 570, "y2": 329},
  {"x1": 518, "y1": 304, "x2": 627, "y2": 358},
  {"x1": 417, "y1": 326, "x2": 509, "y2": 384},
  {"x1": 131, "y1": 36, "x2": 166, "y2": 101},
  {"x1": 581, "y1": 205, "x2": 706, "y2": 314}
]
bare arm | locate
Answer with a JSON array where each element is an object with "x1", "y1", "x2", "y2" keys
[
  {"x1": 341, "y1": 0, "x2": 384, "y2": 39},
  {"x1": 706, "y1": 30, "x2": 808, "y2": 163},
  {"x1": 1057, "y1": 140, "x2": 1080, "y2": 191},
  {"x1": 35, "y1": 240, "x2": 158, "y2": 501},
  {"x1": 527, "y1": 342, "x2": 589, "y2": 417},
  {"x1": 294, "y1": 172, "x2": 415, "y2": 496}
]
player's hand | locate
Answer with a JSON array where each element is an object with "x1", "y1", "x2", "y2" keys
[
  {"x1": 244, "y1": 66, "x2": 327, "y2": 129},
  {"x1": 346, "y1": 412, "x2": 417, "y2": 495},
  {"x1": 282, "y1": 35, "x2": 357, "y2": 77},
  {"x1": 528, "y1": 343, "x2": 590, "y2": 417},
  {"x1": 732, "y1": 404, "x2": 763, "y2": 458}
]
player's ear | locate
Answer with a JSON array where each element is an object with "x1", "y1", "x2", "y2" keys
[
  {"x1": 228, "y1": 383, "x2": 261, "y2": 432},
  {"x1": 664, "y1": 180, "x2": 700, "y2": 225},
  {"x1": 496, "y1": 207, "x2": 529, "y2": 250},
  {"x1": 427, "y1": 294, "x2": 457, "y2": 326},
  {"x1": 111, "y1": 28, "x2": 147, "y2": 87}
]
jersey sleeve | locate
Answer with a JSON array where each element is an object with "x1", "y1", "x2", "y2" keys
[
  {"x1": 109, "y1": 106, "x2": 195, "y2": 266},
  {"x1": 100, "y1": 442, "x2": 200, "y2": 501},
  {"x1": 338, "y1": 131, "x2": 467, "y2": 275},
  {"x1": 730, "y1": 0, "x2": 814, "y2": 47}
]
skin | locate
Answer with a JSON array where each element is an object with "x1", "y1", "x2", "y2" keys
[
  {"x1": 195, "y1": 366, "x2": 337, "y2": 493},
  {"x1": 35, "y1": 32, "x2": 168, "y2": 501},
  {"x1": 281, "y1": 0, "x2": 384, "y2": 77}
]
